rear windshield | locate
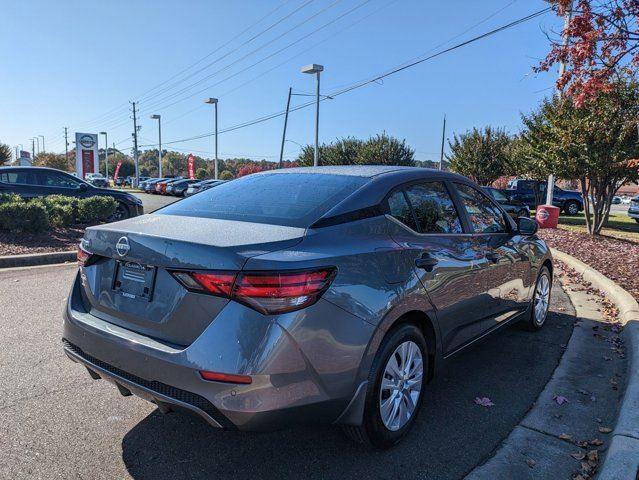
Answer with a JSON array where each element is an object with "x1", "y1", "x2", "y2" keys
[{"x1": 157, "y1": 173, "x2": 368, "y2": 227}]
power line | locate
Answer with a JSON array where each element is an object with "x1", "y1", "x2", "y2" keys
[{"x1": 137, "y1": 7, "x2": 550, "y2": 149}]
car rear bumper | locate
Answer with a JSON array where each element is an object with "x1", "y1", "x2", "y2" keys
[{"x1": 62, "y1": 272, "x2": 370, "y2": 430}]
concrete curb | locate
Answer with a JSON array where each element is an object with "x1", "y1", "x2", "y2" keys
[
  {"x1": 551, "y1": 248, "x2": 639, "y2": 480},
  {"x1": 0, "y1": 250, "x2": 76, "y2": 269}
]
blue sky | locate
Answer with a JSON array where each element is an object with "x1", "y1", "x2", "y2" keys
[{"x1": 1, "y1": 0, "x2": 561, "y2": 164}]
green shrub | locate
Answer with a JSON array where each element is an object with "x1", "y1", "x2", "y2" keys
[
  {"x1": 0, "y1": 201, "x2": 50, "y2": 233},
  {"x1": 77, "y1": 196, "x2": 117, "y2": 223},
  {"x1": 38, "y1": 195, "x2": 79, "y2": 227},
  {"x1": 0, "y1": 193, "x2": 21, "y2": 205}
]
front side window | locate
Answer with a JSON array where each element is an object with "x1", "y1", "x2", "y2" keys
[
  {"x1": 404, "y1": 182, "x2": 462, "y2": 234},
  {"x1": 40, "y1": 172, "x2": 82, "y2": 189},
  {"x1": 454, "y1": 183, "x2": 507, "y2": 234}
]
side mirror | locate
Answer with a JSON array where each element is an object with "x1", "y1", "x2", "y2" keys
[{"x1": 517, "y1": 216, "x2": 538, "y2": 236}]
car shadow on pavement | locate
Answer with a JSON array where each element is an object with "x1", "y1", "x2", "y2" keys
[{"x1": 121, "y1": 285, "x2": 575, "y2": 480}]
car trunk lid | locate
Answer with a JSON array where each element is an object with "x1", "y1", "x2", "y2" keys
[{"x1": 79, "y1": 214, "x2": 305, "y2": 346}]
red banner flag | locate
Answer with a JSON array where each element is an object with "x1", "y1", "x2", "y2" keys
[
  {"x1": 187, "y1": 154, "x2": 195, "y2": 179},
  {"x1": 113, "y1": 160, "x2": 123, "y2": 181}
]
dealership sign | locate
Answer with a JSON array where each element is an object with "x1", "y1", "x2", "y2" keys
[
  {"x1": 19, "y1": 150, "x2": 31, "y2": 166},
  {"x1": 75, "y1": 132, "x2": 99, "y2": 179}
]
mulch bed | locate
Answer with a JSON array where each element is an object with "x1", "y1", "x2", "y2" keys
[
  {"x1": 539, "y1": 228, "x2": 639, "y2": 301},
  {"x1": 0, "y1": 228, "x2": 84, "y2": 256}
]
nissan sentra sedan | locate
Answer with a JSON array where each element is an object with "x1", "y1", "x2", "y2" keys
[{"x1": 63, "y1": 166, "x2": 552, "y2": 448}]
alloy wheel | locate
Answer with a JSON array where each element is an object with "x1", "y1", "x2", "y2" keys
[
  {"x1": 534, "y1": 273, "x2": 550, "y2": 325},
  {"x1": 379, "y1": 340, "x2": 423, "y2": 431}
]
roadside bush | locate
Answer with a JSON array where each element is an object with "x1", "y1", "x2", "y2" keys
[
  {"x1": 0, "y1": 193, "x2": 21, "y2": 205},
  {"x1": 0, "y1": 201, "x2": 50, "y2": 233},
  {"x1": 77, "y1": 196, "x2": 117, "y2": 223},
  {"x1": 38, "y1": 195, "x2": 79, "y2": 227}
]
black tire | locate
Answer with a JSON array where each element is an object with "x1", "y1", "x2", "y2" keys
[
  {"x1": 564, "y1": 201, "x2": 580, "y2": 215},
  {"x1": 108, "y1": 202, "x2": 130, "y2": 223},
  {"x1": 342, "y1": 323, "x2": 428, "y2": 449},
  {"x1": 522, "y1": 266, "x2": 552, "y2": 331}
]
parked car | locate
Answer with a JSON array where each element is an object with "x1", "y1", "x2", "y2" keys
[
  {"x1": 628, "y1": 196, "x2": 639, "y2": 223},
  {"x1": 138, "y1": 178, "x2": 158, "y2": 191},
  {"x1": 612, "y1": 196, "x2": 622, "y2": 205},
  {"x1": 185, "y1": 179, "x2": 226, "y2": 197},
  {"x1": 143, "y1": 178, "x2": 169, "y2": 193},
  {"x1": 0, "y1": 166, "x2": 143, "y2": 221},
  {"x1": 156, "y1": 177, "x2": 184, "y2": 195},
  {"x1": 505, "y1": 179, "x2": 584, "y2": 215},
  {"x1": 481, "y1": 187, "x2": 530, "y2": 218},
  {"x1": 85, "y1": 173, "x2": 109, "y2": 188},
  {"x1": 64, "y1": 166, "x2": 551, "y2": 448},
  {"x1": 166, "y1": 179, "x2": 200, "y2": 196}
]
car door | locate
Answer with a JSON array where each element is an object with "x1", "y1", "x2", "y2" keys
[
  {"x1": 386, "y1": 180, "x2": 490, "y2": 355},
  {"x1": 452, "y1": 182, "x2": 531, "y2": 334}
]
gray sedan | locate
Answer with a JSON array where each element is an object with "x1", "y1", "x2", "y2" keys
[{"x1": 63, "y1": 166, "x2": 551, "y2": 448}]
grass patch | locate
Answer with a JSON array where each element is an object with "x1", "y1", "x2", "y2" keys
[{"x1": 557, "y1": 212, "x2": 639, "y2": 242}]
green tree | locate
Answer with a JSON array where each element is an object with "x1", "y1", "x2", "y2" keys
[
  {"x1": 447, "y1": 127, "x2": 512, "y2": 185},
  {"x1": 219, "y1": 170, "x2": 234, "y2": 180},
  {"x1": 357, "y1": 133, "x2": 414, "y2": 166},
  {"x1": 519, "y1": 81, "x2": 639, "y2": 234},
  {"x1": 296, "y1": 134, "x2": 414, "y2": 167},
  {"x1": 0, "y1": 142, "x2": 11, "y2": 164},
  {"x1": 195, "y1": 167, "x2": 207, "y2": 180}
]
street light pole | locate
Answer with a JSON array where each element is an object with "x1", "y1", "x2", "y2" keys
[
  {"x1": 301, "y1": 64, "x2": 324, "y2": 167},
  {"x1": 100, "y1": 132, "x2": 108, "y2": 178},
  {"x1": 150, "y1": 115, "x2": 162, "y2": 177},
  {"x1": 34, "y1": 137, "x2": 40, "y2": 155},
  {"x1": 39, "y1": 135, "x2": 45, "y2": 153},
  {"x1": 204, "y1": 98, "x2": 219, "y2": 179}
]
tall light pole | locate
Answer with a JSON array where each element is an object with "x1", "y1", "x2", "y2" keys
[
  {"x1": 100, "y1": 132, "x2": 108, "y2": 178},
  {"x1": 31, "y1": 138, "x2": 36, "y2": 159},
  {"x1": 300, "y1": 64, "x2": 324, "y2": 167},
  {"x1": 34, "y1": 137, "x2": 40, "y2": 155},
  {"x1": 150, "y1": 115, "x2": 162, "y2": 178},
  {"x1": 39, "y1": 135, "x2": 45, "y2": 153},
  {"x1": 204, "y1": 98, "x2": 219, "y2": 179}
]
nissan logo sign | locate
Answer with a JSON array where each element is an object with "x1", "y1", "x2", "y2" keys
[
  {"x1": 79, "y1": 135, "x2": 95, "y2": 148},
  {"x1": 116, "y1": 236, "x2": 130, "y2": 257},
  {"x1": 537, "y1": 210, "x2": 550, "y2": 221}
]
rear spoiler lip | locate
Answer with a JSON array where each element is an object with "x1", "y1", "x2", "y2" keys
[{"x1": 309, "y1": 205, "x2": 383, "y2": 229}]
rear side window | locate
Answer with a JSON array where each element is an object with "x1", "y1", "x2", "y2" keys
[
  {"x1": 404, "y1": 182, "x2": 462, "y2": 234},
  {"x1": 387, "y1": 190, "x2": 418, "y2": 231},
  {"x1": 0, "y1": 171, "x2": 39, "y2": 185},
  {"x1": 454, "y1": 183, "x2": 507, "y2": 234},
  {"x1": 158, "y1": 173, "x2": 368, "y2": 228}
]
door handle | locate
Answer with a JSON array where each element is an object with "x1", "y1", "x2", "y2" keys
[
  {"x1": 415, "y1": 255, "x2": 439, "y2": 271},
  {"x1": 485, "y1": 252, "x2": 500, "y2": 263}
]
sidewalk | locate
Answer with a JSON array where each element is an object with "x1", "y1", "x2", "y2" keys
[{"x1": 466, "y1": 261, "x2": 628, "y2": 479}]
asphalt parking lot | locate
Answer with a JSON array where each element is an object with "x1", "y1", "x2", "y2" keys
[
  {"x1": 134, "y1": 192, "x2": 180, "y2": 213},
  {"x1": 0, "y1": 264, "x2": 576, "y2": 480}
]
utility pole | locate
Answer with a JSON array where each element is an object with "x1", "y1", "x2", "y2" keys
[
  {"x1": 31, "y1": 138, "x2": 35, "y2": 159},
  {"x1": 64, "y1": 127, "x2": 69, "y2": 167},
  {"x1": 131, "y1": 101, "x2": 140, "y2": 186},
  {"x1": 279, "y1": 87, "x2": 293, "y2": 169},
  {"x1": 439, "y1": 115, "x2": 447, "y2": 170},
  {"x1": 39, "y1": 135, "x2": 45, "y2": 153},
  {"x1": 547, "y1": 0, "x2": 574, "y2": 207},
  {"x1": 100, "y1": 132, "x2": 108, "y2": 178},
  {"x1": 34, "y1": 137, "x2": 40, "y2": 155}
]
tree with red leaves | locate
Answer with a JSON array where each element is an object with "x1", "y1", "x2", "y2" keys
[{"x1": 540, "y1": 0, "x2": 639, "y2": 106}]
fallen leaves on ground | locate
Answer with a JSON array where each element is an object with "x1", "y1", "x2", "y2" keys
[
  {"x1": 0, "y1": 227, "x2": 84, "y2": 256},
  {"x1": 473, "y1": 397, "x2": 494, "y2": 407}
]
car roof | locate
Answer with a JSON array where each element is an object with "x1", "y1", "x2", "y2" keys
[{"x1": 0, "y1": 166, "x2": 73, "y2": 173}]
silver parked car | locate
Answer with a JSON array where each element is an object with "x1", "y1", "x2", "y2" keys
[{"x1": 63, "y1": 166, "x2": 552, "y2": 448}]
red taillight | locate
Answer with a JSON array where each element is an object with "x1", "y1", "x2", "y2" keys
[
  {"x1": 199, "y1": 370, "x2": 252, "y2": 384},
  {"x1": 170, "y1": 268, "x2": 336, "y2": 315},
  {"x1": 77, "y1": 244, "x2": 92, "y2": 267}
]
